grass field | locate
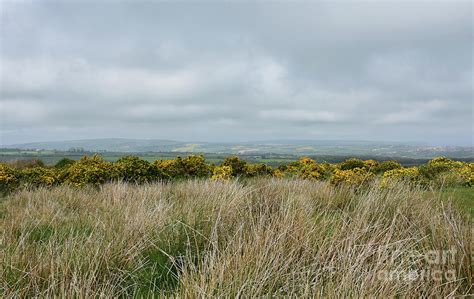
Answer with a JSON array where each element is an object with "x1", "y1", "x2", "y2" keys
[{"x1": 0, "y1": 179, "x2": 472, "y2": 297}]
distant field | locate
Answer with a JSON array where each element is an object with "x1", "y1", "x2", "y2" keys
[
  {"x1": 2, "y1": 149, "x2": 468, "y2": 167},
  {"x1": 6, "y1": 139, "x2": 473, "y2": 160}
]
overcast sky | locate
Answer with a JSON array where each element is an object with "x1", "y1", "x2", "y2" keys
[{"x1": 1, "y1": 1, "x2": 472, "y2": 146}]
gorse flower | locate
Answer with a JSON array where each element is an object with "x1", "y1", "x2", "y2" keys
[
  {"x1": 0, "y1": 163, "x2": 19, "y2": 193},
  {"x1": 380, "y1": 167, "x2": 420, "y2": 188},
  {"x1": 211, "y1": 165, "x2": 232, "y2": 181},
  {"x1": 20, "y1": 167, "x2": 60, "y2": 188},
  {"x1": 331, "y1": 167, "x2": 374, "y2": 186},
  {"x1": 64, "y1": 155, "x2": 117, "y2": 187}
]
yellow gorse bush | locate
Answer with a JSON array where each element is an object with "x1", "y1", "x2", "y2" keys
[
  {"x1": 428, "y1": 156, "x2": 464, "y2": 169},
  {"x1": 20, "y1": 167, "x2": 60, "y2": 188},
  {"x1": 297, "y1": 157, "x2": 323, "y2": 180},
  {"x1": 278, "y1": 157, "x2": 331, "y2": 180},
  {"x1": 437, "y1": 162, "x2": 474, "y2": 187},
  {"x1": 64, "y1": 155, "x2": 117, "y2": 187},
  {"x1": 114, "y1": 156, "x2": 167, "y2": 183},
  {"x1": 458, "y1": 163, "x2": 474, "y2": 186},
  {"x1": 154, "y1": 155, "x2": 210, "y2": 179},
  {"x1": 211, "y1": 165, "x2": 232, "y2": 181},
  {"x1": 244, "y1": 163, "x2": 273, "y2": 177},
  {"x1": 272, "y1": 169, "x2": 284, "y2": 178},
  {"x1": 331, "y1": 167, "x2": 374, "y2": 186},
  {"x1": 381, "y1": 167, "x2": 420, "y2": 188},
  {"x1": 1, "y1": 155, "x2": 472, "y2": 193},
  {"x1": 0, "y1": 163, "x2": 19, "y2": 193},
  {"x1": 363, "y1": 159, "x2": 378, "y2": 171}
]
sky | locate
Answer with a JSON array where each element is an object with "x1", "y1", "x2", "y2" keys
[{"x1": 0, "y1": 1, "x2": 472, "y2": 146}]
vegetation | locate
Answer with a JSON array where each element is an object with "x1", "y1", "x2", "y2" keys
[
  {"x1": 0, "y1": 179, "x2": 471, "y2": 297},
  {"x1": 0, "y1": 155, "x2": 472, "y2": 193},
  {"x1": 3, "y1": 148, "x2": 473, "y2": 168},
  {"x1": 4, "y1": 138, "x2": 474, "y2": 158},
  {"x1": 0, "y1": 154, "x2": 472, "y2": 296}
]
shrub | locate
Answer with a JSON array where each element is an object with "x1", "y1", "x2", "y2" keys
[
  {"x1": 115, "y1": 156, "x2": 168, "y2": 184},
  {"x1": 2, "y1": 154, "x2": 472, "y2": 191},
  {"x1": 54, "y1": 158, "x2": 76, "y2": 169},
  {"x1": 362, "y1": 159, "x2": 379, "y2": 172},
  {"x1": 374, "y1": 160, "x2": 402, "y2": 174},
  {"x1": 339, "y1": 158, "x2": 365, "y2": 171},
  {"x1": 276, "y1": 157, "x2": 332, "y2": 180},
  {"x1": 273, "y1": 169, "x2": 284, "y2": 178},
  {"x1": 298, "y1": 158, "x2": 322, "y2": 180},
  {"x1": 19, "y1": 167, "x2": 60, "y2": 188},
  {"x1": 0, "y1": 163, "x2": 20, "y2": 193},
  {"x1": 381, "y1": 167, "x2": 420, "y2": 187},
  {"x1": 245, "y1": 163, "x2": 273, "y2": 177},
  {"x1": 277, "y1": 162, "x2": 300, "y2": 178},
  {"x1": 331, "y1": 167, "x2": 374, "y2": 186},
  {"x1": 428, "y1": 156, "x2": 464, "y2": 169},
  {"x1": 458, "y1": 163, "x2": 474, "y2": 186},
  {"x1": 431, "y1": 162, "x2": 473, "y2": 187},
  {"x1": 64, "y1": 155, "x2": 117, "y2": 187},
  {"x1": 155, "y1": 155, "x2": 210, "y2": 179},
  {"x1": 419, "y1": 156, "x2": 464, "y2": 180},
  {"x1": 221, "y1": 156, "x2": 247, "y2": 177},
  {"x1": 318, "y1": 162, "x2": 336, "y2": 180},
  {"x1": 211, "y1": 165, "x2": 232, "y2": 181},
  {"x1": 155, "y1": 159, "x2": 177, "y2": 177}
]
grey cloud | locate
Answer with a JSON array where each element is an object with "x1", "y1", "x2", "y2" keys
[{"x1": 0, "y1": 1, "x2": 472, "y2": 145}]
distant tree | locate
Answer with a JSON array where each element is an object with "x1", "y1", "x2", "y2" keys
[{"x1": 68, "y1": 147, "x2": 85, "y2": 153}]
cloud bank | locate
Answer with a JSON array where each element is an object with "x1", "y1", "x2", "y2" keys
[{"x1": 1, "y1": 1, "x2": 472, "y2": 145}]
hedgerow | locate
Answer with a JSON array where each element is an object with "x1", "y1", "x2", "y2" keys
[
  {"x1": 154, "y1": 155, "x2": 210, "y2": 179},
  {"x1": 0, "y1": 163, "x2": 20, "y2": 193},
  {"x1": 221, "y1": 156, "x2": 247, "y2": 177},
  {"x1": 373, "y1": 160, "x2": 401, "y2": 174},
  {"x1": 331, "y1": 167, "x2": 374, "y2": 187},
  {"x1": 54, "y1": 158, "x2": 76, "y2": 169},
  {"x1": 380, "y1": 167, "x2": 421, "y2": 188},
  {"x1": 211, "y1": 165, "x2": 232, "y2": 181},
  {"x1": 64, "y1": 155, "x2": 117, "y2": 187},
  {"x1": 115, "y1": 156, "x2": 168, "y2": 183},
  {"x1": 0, "y1": 155, "x2": 472, "y2": 193},
  {"x1": 19, "y1": 167, "x2": 60, "y2": 189}
]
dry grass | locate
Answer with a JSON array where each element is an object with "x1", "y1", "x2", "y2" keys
[{"x1": 0, "y1": 179, "x2": 472, "y2": 297}]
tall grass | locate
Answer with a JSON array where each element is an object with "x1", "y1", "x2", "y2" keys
[{"x1": 0, "y1": 179, "x2": 471, "y2": 297}]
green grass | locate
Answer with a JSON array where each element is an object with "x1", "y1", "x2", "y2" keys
[{"x1": 441, "y1": 187, "x2": 473, "y2": 217}]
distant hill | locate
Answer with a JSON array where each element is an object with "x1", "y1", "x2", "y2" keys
[
  {"x1": 3, "y1": 138, "x2": 473, "y2": 159},
  {"x1": 4, "y1": 138, "x2": 188, "y2": 152}
]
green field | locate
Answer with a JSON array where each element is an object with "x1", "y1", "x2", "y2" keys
[{"x1": 1, "y1": 149, "x2": 457, "y2": 168}]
